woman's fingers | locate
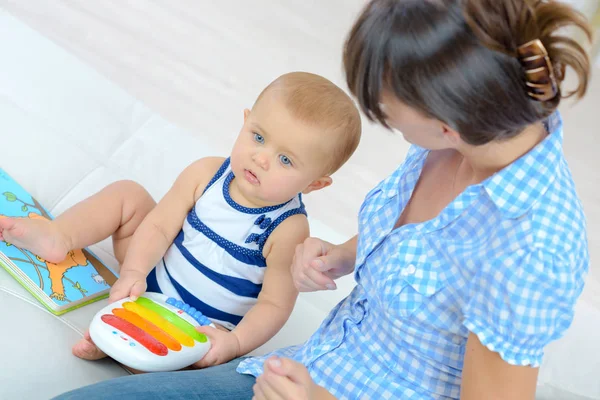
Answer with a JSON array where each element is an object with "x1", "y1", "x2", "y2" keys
[{"x1": 292, "y1": 239, "x2": 338, "y2": 292}]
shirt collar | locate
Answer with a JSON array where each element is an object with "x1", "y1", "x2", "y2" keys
[
  {"x1": 483, "y1": 111, "x2": 563, "y2": 218},
  {"x1": 383, "y1": 145, "x2": 427, "y2": 198}
]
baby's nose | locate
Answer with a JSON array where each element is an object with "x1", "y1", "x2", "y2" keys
[{"x1": 253, "y1": 153, "x2": 270, "y2": 169}]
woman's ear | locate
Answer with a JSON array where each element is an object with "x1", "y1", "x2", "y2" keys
[
  {"x1": 302, "y1": 177, "x2": 333, "y2": 194},
  {"x1": 442, "y1": 124, "x2": 462, "y2": 145}
]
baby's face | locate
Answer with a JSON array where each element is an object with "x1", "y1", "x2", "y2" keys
[{"x1": 230, "y1": 94, "x2": 331, "y2": 206}]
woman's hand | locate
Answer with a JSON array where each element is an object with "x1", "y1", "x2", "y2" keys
[
  {"x1": 191, "y1": 325, "x2": 241, "y2": 369},
  {"x1": 291, "y1": 236, "x2": 357, "y2": 292},
  {"x1": 253, "y1": 356, "x2": 335, "y2": 400}
]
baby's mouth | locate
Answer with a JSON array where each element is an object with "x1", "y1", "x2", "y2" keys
[{"x1": 244, "y1": 169, "x2": 260, "y2": 185}]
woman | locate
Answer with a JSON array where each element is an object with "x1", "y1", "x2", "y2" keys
[{"x1": 55, "y1": 0, "x2": 592, "y2": 399}]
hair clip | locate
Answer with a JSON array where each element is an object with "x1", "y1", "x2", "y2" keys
[{"x1": 517, "y1": 39, "x2": 559, "y2": 102}]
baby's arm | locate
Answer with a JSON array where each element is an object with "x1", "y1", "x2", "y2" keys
[
  {"x1": 234, "y1": 214, "x2": 308, "y2": 352},
  {"x1": 111, "y1": 157, "x2": 225, "y2": 302},
  {"x1": 195, "y1": 214, "x2": 309, "y2": 367}
]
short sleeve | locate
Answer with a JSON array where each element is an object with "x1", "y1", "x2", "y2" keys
[{"x1": 462, "y1": 248, "x2": 587, "y2": 367}]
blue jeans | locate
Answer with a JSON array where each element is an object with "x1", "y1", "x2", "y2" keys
[{"x1": 52, "y1": 357, "x2": 255, "y2": 399}]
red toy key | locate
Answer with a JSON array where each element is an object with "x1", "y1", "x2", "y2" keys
[{"x1": 101, "y1": 314, "x2": 169, "y2": 356}]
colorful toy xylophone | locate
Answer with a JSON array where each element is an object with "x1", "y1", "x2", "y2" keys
[{"x1": 89, "y1": 292, "x2": 213, "y2": 372}]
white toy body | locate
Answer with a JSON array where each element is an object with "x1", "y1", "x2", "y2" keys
[{"x1": 89, "y1": 292, "x2": 213, "y2": 372}]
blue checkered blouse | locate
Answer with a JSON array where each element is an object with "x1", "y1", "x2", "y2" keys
[{"x1": 237, "y1": 112, "x2": 589, "y2": 399}]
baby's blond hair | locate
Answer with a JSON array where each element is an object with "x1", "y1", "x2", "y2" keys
[{"x1": 253, "y1": 72, "x2": 361, "y2": 174}]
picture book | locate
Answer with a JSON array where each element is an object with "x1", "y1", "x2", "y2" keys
[{"x1": 0, "y1": 168, "x2": 118, "y2": 315}]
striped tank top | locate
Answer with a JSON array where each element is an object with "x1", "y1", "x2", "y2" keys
[{"x1": 147, "y1": 158, "x2": 306, "y2": 330}]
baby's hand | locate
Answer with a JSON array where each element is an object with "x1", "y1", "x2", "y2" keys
[
  {"x1": 108, "y1": 270, "x2": 147, "y2": 303},
  {"x1": 191, "y1": 325, "x2": 241, "y2": 369}
]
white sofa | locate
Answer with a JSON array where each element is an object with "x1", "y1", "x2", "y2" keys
[{"x1": 0, "y1": 4, "x2": 598, "y2": 400}]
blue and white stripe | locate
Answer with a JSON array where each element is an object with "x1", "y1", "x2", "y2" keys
[{"x1": 148, "y1": 158, "x2": 306, "y2": 329}]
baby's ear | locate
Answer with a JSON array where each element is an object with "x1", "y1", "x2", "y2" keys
[
  {"x1": 243, "y1": 109, "x2": 251, "y2": 122},
  {"x1": 302, "y1": 176, "x2": 332, "y2": 194}
]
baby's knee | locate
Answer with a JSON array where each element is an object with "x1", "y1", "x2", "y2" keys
[{"x1": 109, "y1": 180, "x2": 156, "y2": 212}]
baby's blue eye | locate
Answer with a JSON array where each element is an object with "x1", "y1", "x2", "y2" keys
[
  {"x1": 253, "y1": 133, "x2": 264, "y2": 144},
  {"x1": 280, "y1": 155, "x2": 292, "y2": 165}
]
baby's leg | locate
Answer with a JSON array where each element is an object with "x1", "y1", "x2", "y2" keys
[
  {"x1": 1, "y1": 180, "x2": 158, "y2": 361},
  {"x1": 0, "y1": 180, "x2": 155, "y2": 264}
]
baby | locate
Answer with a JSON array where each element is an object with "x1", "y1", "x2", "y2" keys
[{"x1": 0, "y1": 72, "x2": 361, "y2": 369}]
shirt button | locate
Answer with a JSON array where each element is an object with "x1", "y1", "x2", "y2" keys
[{"x1": 402, "y1": 265, "x2": 417, "y2": 276}]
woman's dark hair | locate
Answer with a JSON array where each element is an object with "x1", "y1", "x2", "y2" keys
[{"x1": 343, "y1": 0, "x2": 593, "y2": 145}]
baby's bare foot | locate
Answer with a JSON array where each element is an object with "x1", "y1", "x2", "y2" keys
[
  {"x1": 0, "y1": 216, "x2": 69, "y2": 263},
  {"x1": 72, "y1": 330, "x2": 107, "y2": 361}
]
